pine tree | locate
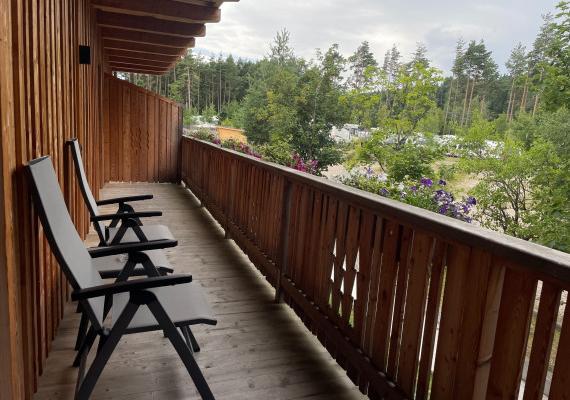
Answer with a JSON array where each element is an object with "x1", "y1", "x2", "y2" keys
[
  {"x1": 505, "y1": 43, "x2": 529, "y2": 121},
  {"x1": 348, "y1": 41, "x2": 377, "y2": 89},
  {"x1": 528, "y1": 13, "x2": 556, "y2": 115}
]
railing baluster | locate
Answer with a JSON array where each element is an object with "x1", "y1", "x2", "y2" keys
[
  {"x1": 275, "y1": 179, "x2": 292, "y2": 303},
  {"x1": 180, "y1": 137, "x2": 570, "y2": 400}
]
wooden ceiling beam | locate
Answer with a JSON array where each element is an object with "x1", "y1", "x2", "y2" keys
[
  {"x1": 104, "y1": 39, "x2": 190, "y2": 56},
  {"x1": 92, "y1": 0, "x2": 221, "y2": 24},
  {"x1": 111, "y1": 66, "x2": 169, "y2": 75},
  {"x1": 173, "y1": 0, "x2": 239, "y2": 7},
  {"x1": 104, "y1": 48, "x2": 181, "y2": 63},
  {"x1": 101, "y1": 27, "x2": 193, "y2": 48},
  {"x1": 108, "y1": 55, "x2": 172, "y2": 68},
  {"x1": 97, "y1": 11, "x2": 206, "y2": 38},
  {"x1": 109, "y1": 62, "x2": 170, "y2": 72}
]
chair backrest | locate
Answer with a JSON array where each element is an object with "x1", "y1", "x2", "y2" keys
[
  {"x1": 66, "y1": 138, "x2": 105, "y2": 243},
  {"x1": 27, "y1": 156, "x2": 105, "y2": 330}
]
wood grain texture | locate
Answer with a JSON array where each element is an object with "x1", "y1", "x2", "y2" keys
[
  {"x1": 102, "y1": 74, "x2": 182, "y2": 183},
  {"x1": 180, "y1": 137, "x2": 570, "y2": 400},
  {"x1": 0, "y1": 0, "x2": 105, "y2": 398},
  {"x1": 32, "y1": 183, "x2": 367, "y2": 400}
]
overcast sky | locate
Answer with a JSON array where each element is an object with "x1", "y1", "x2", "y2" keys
[{"x1": 194, "y1": 0, "x2": 558, "y2": 75}]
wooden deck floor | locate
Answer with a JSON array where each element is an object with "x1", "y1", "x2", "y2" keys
[{"x1": 34, "y1": 183, "x2": 366, "y2": 400}]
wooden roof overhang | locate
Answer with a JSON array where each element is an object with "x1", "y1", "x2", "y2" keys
[{"x1": 94, "y1": 0, "x2": 238, "y2": 74}]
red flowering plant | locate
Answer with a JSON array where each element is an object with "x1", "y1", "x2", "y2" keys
[{"x1": 290, "y1": 153, "x2": 319, "y2": 175}]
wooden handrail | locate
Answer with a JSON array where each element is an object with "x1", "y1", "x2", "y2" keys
[
  {"x1": 184, "y1": 137, "x2": 570, "y2": 281},
  {"x1": 180, "y1": 135, "x2": 570, "y2": 400}
]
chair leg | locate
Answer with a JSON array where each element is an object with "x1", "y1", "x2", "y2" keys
[
  {"x1": 147, "y1": 300, "x2": 214, "y2": 400},
  {"x1": 96, "y1": 334, "x2": 108, "y2": 356},
  {"x1": 75, "y1": 301, "x2": 138, "y2": 400},
  {"x1": 182, "y1": 326, "x2": 201, "y2": 353},
  {"x1": 75, "y1": 312, "x2": 89, "y2": 351},
  {"x1": 73, "y1": 327, "x2": 97, "y2": 367}
]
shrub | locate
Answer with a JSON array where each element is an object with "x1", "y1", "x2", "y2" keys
[{"x1": 340, "y1": 169, "x2": 475, "y2": 222}]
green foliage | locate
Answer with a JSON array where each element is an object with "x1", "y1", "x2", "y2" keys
[
  {"x1": 242, "y1": 32, "x2": 346, "y2": 172},
  {"x1": 220, "y1": 100, "x2": 244, "y2": 128},
  {"x1": 464, "y1": 135, "x2": 569, "y2": 251},
  {"x1": 354, "y1": 130, "x2": 443, "y2": 181},
  {"x1": 256, "y1": 140, "x2": 294, "y2": 165},
  {"x1": 201, "y1": 104, "x2": 218, "y2": 124},
  {"x1": 457, "y1": 110, "x2": 500, "y2": 158},
  {"x1": 190, "y1": 128, "x2": 216, "y2": 141},
  {"x1": 183, "y1": 107, "x2": 198, "y2": 126},
  {"x1": 386, "y1": 144, "x2": 438, "y2": 181},
  {"x1": 382, "y1": 62, "x2": 444, "y2": 139},
  {"x1": 542, "y1": 2, "x2": 570, "y2": 110}
]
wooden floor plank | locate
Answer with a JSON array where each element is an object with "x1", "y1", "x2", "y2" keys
[{"x1": 33, "y1": 183, "x2": 366, "y2": 400}]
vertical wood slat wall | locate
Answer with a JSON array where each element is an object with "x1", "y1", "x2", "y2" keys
[
  {"x1": 0, "y1": 3, "x2": 184, "y2": 395},
  {"x1": 103, "y1": 74, "x2": 183, "y2": 183},
  {"x1": 0, "y1": 0, "x2": 104, "y2": 398}
]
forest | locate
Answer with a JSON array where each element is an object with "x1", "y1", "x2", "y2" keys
[{"x1": 123, "y1": 1, "x2": 570, "y2": 253}]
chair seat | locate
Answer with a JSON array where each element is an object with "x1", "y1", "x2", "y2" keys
[
  {"x1": 111, "y1": 283, "x2": 216, "y2": 330},
  {"x1": 107, "y1": 224, "x2": 175, "y2": 244},
  {"x1": 91, "y1": 249, "x2": 171, "y2": 273}
]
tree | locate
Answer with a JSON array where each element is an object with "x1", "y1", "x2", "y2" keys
[
  {"x1": 292, "y1": 44, "x2": 348, "y2": 171},
  {"x1": 348, "y1": 41, "x2": 377, "y2": 89},
  {"x1": 242, "y1": 30, "x2": 302, "y2": 144},
  {"x1": 269, "y1": 29, "x2": 295, "y2": 66},
  {"x1": 505, "y1": 43, "x2": 529, "y2": 122},
  {"x1": 463, "y1": 108, "x2": 570, "y2": 251},
  {"x1": 380, "y1": 61, "x2": 443, "y2": 143},
  {"x1": 528, "y1": 14, "x2": 555, "y2": 115},
  {"x1": 443, "y1": 39, "x2": 466, "y2": 134},
  {"x1": 460, "y1": 40, "x2": 498, "y2": 126},
  {"x1": 542, "y1": 1, "x2": 570, "y2": 111},
  {"x1": 410, "y1": 42, "x2": 430, "y2": 68}
]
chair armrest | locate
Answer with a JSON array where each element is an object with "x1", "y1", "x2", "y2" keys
[
  {"x1": 90, "y1": 211, "x2": 162, "y2": 222},
  {"x1": 96, "y1": 194, "x2": 153, "y2": 206},
  {"x1": 98, "y1": 266, "x2": 173, "y2": 279},
  {"x1": 71, "y1": 274, "x2": 192, "y2": 301},
  {"x1": 88, "y1": 239, "x2": 178, "y2": 258}
]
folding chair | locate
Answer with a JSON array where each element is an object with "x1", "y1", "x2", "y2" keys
[
  {"x1": 67, "y1": 138, "x2": 175, "y2": 246},
  {"x1": 27, "y1": 156, "x2": 217, "y2": 400}
]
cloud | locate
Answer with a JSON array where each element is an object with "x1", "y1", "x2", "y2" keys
[{"x1": 195, "y1": 0, "x2": 559, "y2": 74}]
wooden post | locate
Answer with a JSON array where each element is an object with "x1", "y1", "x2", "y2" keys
[{"x1": 275, "y1": 180, "x2": 292, "y2": 303}]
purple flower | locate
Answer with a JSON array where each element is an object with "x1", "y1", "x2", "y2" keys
[
  {"x1": 411, "y1": 185, "x2": 418, "y2": 192},
  {"x1": 466, "y1": 196, "x2": 477, "y2": 205},
  {"x1": 438, "y1": 179, "x2": 447, "y2": 186},
  {"x1": 364, "y1": 166, "x2": 374, "y2": 178},
  {"x1": 420, "y1": 178, "x2": 433, "y2": 187},
  {"x1": 380, "y1": 188, "x2": 389, "y2": 197},
  {"x1": 439, "y1": 205, "x2": 449, "y2": 214}
]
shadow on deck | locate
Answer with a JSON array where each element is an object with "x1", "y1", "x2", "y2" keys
[{"x1": 33, "y1": 183, "x2": 366, "y2": 400}]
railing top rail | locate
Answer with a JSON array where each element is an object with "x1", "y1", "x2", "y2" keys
[{"x1": 183, "y1": 136, "x2": 570, "y2": 282}]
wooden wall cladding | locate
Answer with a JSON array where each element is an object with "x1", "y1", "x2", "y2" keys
[
  {"x1": 182, "y1": 137, "x2": 570, "y2": 400},
  {"x1": 0, "y1": 0, "x2": 104, "y2": 398},
  {"x1": 102, "y1": 74, "x2": 183, "y2": 183}
]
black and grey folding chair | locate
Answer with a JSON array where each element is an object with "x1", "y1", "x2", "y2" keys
[
  {"x1": 74, "y1": 241, "x2": 177, "y2": 352},
  {"x1": 67, "y1": 138, "x2": 175, "y2": 246},
  {"x1": 27, "y1": 156, "x2": 217, "y2": 400}
]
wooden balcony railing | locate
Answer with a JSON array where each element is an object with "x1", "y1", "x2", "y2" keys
[{"x1": 180, "y1": 136, "x2": 570, "y2": 400}]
